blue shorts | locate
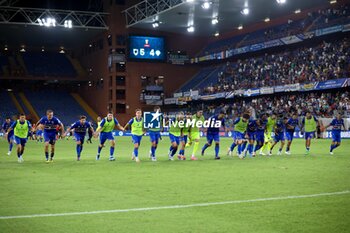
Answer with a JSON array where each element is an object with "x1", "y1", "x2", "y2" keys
[
  {"x1": 132, "y1": 134, "x2": 142, "y2": 145},
  {"x1": 247, "y1": 131, "x2": 256, "y2": 140},
  {"x1": 74, "y1": 133, "x2": 85, "y2": 143},
  {"x1": 180, "y1": 135, "x2": 188, "y2": 143},
  {"x1": 169, "y1": 133, "x2": 180, "y2": 145},
  {"x1": 285, "y1": 131, "x2": 294, "y2": 141},
  {"x1": 100, "y1": 132, "x2": 114, "y2": 145},
  {"x1": 304, "y1": 132, "x2": 315, "y2": 140},
  {"x1": 14, "y1": 136, "x2": 27, "y2": 146},
  {"x1": 331, "y1": 131, "x2": 341, "y2": 143},
  {"x1": 44, "y1": 132, "x2": 57, "y2": 144},
  {"x1": 7, "y1": 131, "x2": 14, "y2": 143},
  {"x1": 149, "y1": 131, "x2": 161, "y2": 144},
  {"x1": 233, "y1": 131, "x2": 245, "y2": 140},
  {"x1": 255, "y1": 132, "x2": 264, "y2": 143},
  {"x1": 207, "y1": 132, "x2": 220, "y2": 143},
  {"x1": 274, "y1": 132, "x2": 285, "y2": 142},
  {"x1": 36, "y1": 130, "x2": 43, "y2": 136}
]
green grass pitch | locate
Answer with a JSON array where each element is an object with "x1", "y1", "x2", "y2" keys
[{"x1": 0, "y1": 136, "x2": 349, "y2": 233}]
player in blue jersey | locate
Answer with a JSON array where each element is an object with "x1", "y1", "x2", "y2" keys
[
  {"x1": 324, "y1": 113, "x2": 345, "y2": 155},
  {"x1": 64, "y1": 115, "x2": 94, "y2": 161},
  {"x1": 35, "y1": 125, "x2": 43, "y2": 143},
  {"x1": 94, "y1": 111, "x2": 125, "y2": 161},
  {"x1": 254, "y1": 114, "x2": 267, "y2": 156},
  {"x1": 2, "y1": 117, "x2": 14, "y2": 156},
  {"x1": 285, "y1": 113, "x2": 299, "y2": 155},
  {"x1": 148, "y1": 106, "x2": 163, "y2": 161},
  {"x1": 244, "y1": 118, "x2": 257, "y2": 158},
  {"x1": 201, "y1": 111, "x2": 226, "y2": 160},
  {"x1": 269, "y1": 114, "x2": 286, "y2": 156},
  {"x1": 36, "y1": 109, "x2": 65, "y2": 163}
]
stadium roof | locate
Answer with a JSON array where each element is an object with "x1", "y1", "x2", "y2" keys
[{"x1": 126, "y1": 0, "x2": 331, "y2": 36}]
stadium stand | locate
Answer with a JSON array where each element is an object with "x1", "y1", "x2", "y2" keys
[
  {"x1": 0, "y1": 91, "x2": 18, "y2": 123},
  {"x1": 24, "y1": 90, "x2": 92, "y2": 125}
]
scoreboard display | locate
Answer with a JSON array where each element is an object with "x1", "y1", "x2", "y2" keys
[{"x1": 128, "y1": 36, "x2": 165, "y2": 61}]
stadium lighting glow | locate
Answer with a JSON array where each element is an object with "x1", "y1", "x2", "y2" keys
[
  {"x1": 4, "y1": 46, "x2": 8, "y2": 51},
  {"x1": 186, "y1": 0, "x2": 195, "y2": 2},
  {"x1": 330, "y1": 0, "x2": 337, "y2": 4},
  {"x1": 187, "y1": 25, "x2": 195, "y2": 32},
  {"x1": 214, "y1": 32, "x2": 219, "y2": 37},
  {"x1": 294, "y1": 9, "x2": 301, "y2": 14},
  {"x1": 264, "y1": 17, "x2": 270, "y2": 22},
  {"x1": 64, "y1": 20, "x2": 73, "y2": 28},
  {"x1": 211, "y1": 18, "x2": 218, "y2": 25},
  {"x1": 276, "y1": 0, "x2": 286, "y2": 4},
  {"x1": 152, "y1": 21, "x2": 159, "y2": 28},
  {"x1": 238, "y1": 25, "x2": 243, "y2": 30},
  {"x1": 241, "y1": 8, "x2": 249, "y2": 15},
  {"x1": 201, "y1": 1, "x2": 211, "y2": 9},
  {"x1": 38, "y1": 17, "x2": 56, "y2": 27}
]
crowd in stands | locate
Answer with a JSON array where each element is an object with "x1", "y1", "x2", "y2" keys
[
  {"x1": 201, "y1": 38, "x2": 349, "y2": 94},
  {"x1": 182, "y1": 91, "x2": 350, "y2": 123}
]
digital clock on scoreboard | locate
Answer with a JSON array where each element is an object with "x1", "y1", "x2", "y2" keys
[{"x1": 128, "y1": 36, "x2": 165, "y2": 61}]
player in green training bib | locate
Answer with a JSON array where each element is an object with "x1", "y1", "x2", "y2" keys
[
  {"x1": 260, "y1": 113, "x2": 276, "y2": 155},
  {"x1": 301, "y1": 111, "x2": 319, "y2": 155},
  {"x1": 6, "y1": 113, "x2": 32, "y2": 163},
  {"x1": 187, "y1": 110, "x2": 205, "y2": 160},
  {"x1": 124, "y1": 108, "x2": 145, "y2": 163},
  {"x1": 168, "y1": 112, "x2": 184, "y2": 161},
  {"x1": 94, "y1": 111, "x2": 125, "y2": 161}
]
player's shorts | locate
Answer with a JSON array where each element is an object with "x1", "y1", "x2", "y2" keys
[
  {"x1": 74, "y1": 133, "x2": 85, "y2": 143},
  {"x1": 132, "y1": 134, "x2": 142, "y2": 145},
  {"x1": 14, "y1": 136, "x2": 27, "y2": 146},
  {"x1": 44, "y1": 131, "x2": 57, "y2": 145},
  {"x1": 233, "y1": 131, "x2": 245, "y2": 140},
  {"x1": 36, "y1": 130, "x2": 43, "y2": 136},
  {"x1": 180, "y1": 135, "x2": 188, "y2": 144},
  {"x1": 255, "y1": 131, "x2": 264, "y2": 143},
  {"x1": 7, "y1": 131, "x2": 14, "y2": 143},
  {"x1": 304, "y1": 131, "x2": 315, "y2": 140},
  {"x1": 247, "y1": 131, "x2": 256, "y2": 140},
  {"x1": 169, "y1": 133, "x2": 180, "y2": 145},
  {"x1": 100, "y1": 132, "x2": 114, "y2": 145},
  {"x1": 285, "y1": 131, "x2": 294, "y2": 141},
  {"x1": 264, "y1": 132, "x2": 274, "y2": 142},
  {"x1": 331, "y1": 131, "x2": 341, "y2": 143},
  {"x1": 273, "y1": 132, "x2": 285, "y2": 142},
  {"x1": 149, "y1": 131, "x2": 161, "y2": 144},
  {"x1": 207, "y1": 132, "x2": 220, "y2": 144},
  {"x1": 190, "y1": 131, "x2": 200, "y2": 140}
]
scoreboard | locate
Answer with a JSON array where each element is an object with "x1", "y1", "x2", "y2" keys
[{"x1": 128, "y1": 36, "x2": 165, "y2": 61}]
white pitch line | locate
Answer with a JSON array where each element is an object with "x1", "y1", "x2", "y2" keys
[{"x1": 0, "y1": 190, "x2": 349, "y2": 220}]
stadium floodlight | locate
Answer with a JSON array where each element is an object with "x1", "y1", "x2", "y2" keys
[
  {"x1": 201, "y1": 1, "x2": 211, "y2": 9},
  {"x1": 187, "y1": 25, "x2": 195, "y2": 32},
  {"x1": 330, "y1": 0, "x2": 337, "y2": 4},
  {"x1": 241, "y1": 8, "x2": 249, "y2": 15},
  {"x1": 38, "y1": 17, "x2": 56, "y2": 27},
  {"x1": 294, "y1": 9, "x2": 301, "y2": 14},
  {"x1": 64, "y1": 20, "x2": 73, "y2": 28},
  {"x1": 186, "y1": 0, "x2": 195, "y2": 2},
  {"x1": 211, "y1": 18, "x2": 218, "y2": 25},
  {"x1": 238, "y1": 25, "x2": 243, "y2": 30},
  {"x1": 276, "y1": 0, "x2": 286, "y2": 4},
  {"x1": 214, "y1": 32, "x2": 219, "y2": 37},
  {"x1": 264, "y1": 17, "x2": 270, "y2": 22},
  {"x1": 152, "y1": 21, "x2": 159, "y2": 28}
]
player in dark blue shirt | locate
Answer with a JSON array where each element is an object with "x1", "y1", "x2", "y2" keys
[
  {"x1": 254, "y1": 114, "x2": 267, "y2": 156},
  {"x1": 324, "y1": 113, "x2": 345, "y2": 155},
  {"x1": 245, "y1": 118, "x2": 257, "y2": 158},
  {"x1": 269, "y1": 114, "x2": 286, "y2": 156},
  {"x1": 285, "y1": 113, "x2": 299, "y2": 155},
  {"x1": 201, "y1": 111, "x2": 226, "y2": 159},
  {"x1": 2, "y1": 117, "x2": 14, "y2": 156},
  {"x1": 36, "y1": 109, "x2": 65, "y2": 163},
  {"x1": 65, "y1": 115, "x2": 94, "y2": 161}
]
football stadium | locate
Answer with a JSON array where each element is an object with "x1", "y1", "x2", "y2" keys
[{"x1": 0, "y1": 0, "x2": 350, "y2": 232}]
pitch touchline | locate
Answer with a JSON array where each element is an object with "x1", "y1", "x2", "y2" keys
[{"x1": 0, "y1": 190, "x2": 349, "y2": 220}]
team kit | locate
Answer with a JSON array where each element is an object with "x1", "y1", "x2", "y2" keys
[{"x1": 2, "y1": 106, "x2": 345, "y2": 163}]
